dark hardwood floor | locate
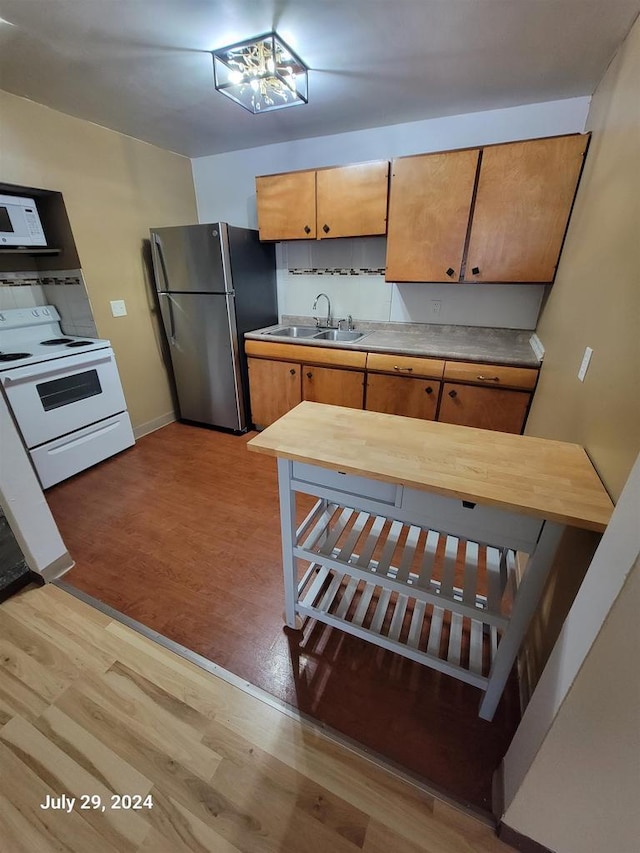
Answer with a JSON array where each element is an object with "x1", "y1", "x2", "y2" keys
[{"x1": 46, "y1": 421, "x2": 521, "y2": 813}]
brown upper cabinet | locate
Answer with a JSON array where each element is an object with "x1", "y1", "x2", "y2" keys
[
  {"x1": 386, "y1": 133, "x2": 589, "y2": 284},
  {"x1": 256, "y1": 162, "x2": 389, "y2": 241},
  {"x1": 385, "y1": 149, "x2": 479, "y2": 283},
  {"x1": 255, "y1": 170, "x2": 317, "y2": 240}
]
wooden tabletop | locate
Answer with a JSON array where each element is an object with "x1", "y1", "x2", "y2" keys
[{"x1": 248, "y1": 402, "x2": 613, "y2": 532}]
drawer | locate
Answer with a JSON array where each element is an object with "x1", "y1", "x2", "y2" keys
[
  {"x1": 292, "y1": 462, "x2": 399, "y2": 505},
  {"x1": 366, "y1": 352, "x2": 445, "y2": 378},
  {"x1": 443, "y1": 361, "x2": 538, "y2": 390},
  {"x1": 245, "y1": 339, "x2": 366, "y2": 369},
  {"x1": 401, "y1": 487, "x2": 543, "y2": 552},
  {"x1": 30, "y1": 412, "x2": 134, "y2": 489}
]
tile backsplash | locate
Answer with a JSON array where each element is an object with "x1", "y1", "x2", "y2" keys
[
  {"x1": 276, "y1": 237, "x2": 545, "y2": 330},
  {"x1": 0, "y1": 269, "x2": 98, "y2": 337}
]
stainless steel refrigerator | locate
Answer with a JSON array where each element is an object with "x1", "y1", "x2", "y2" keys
[{"x1": 149, "y1": 223, "x2": 277, "y2": 432}]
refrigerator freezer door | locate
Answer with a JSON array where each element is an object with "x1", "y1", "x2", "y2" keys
[
  {"x1": 151, "y1": 224, "x2": 228, "y2": 294},
  {"x1": 158, "y1": 292, "x2": 243, "y2": 430}
]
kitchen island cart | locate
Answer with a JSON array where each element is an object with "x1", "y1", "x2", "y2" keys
[{"x1": 248, "y1": 402, "x2": 612, "y2": 719}]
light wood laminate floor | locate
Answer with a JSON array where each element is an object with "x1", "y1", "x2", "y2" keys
[{"x1": 0, "y1": 584, "x2": 515, "y2": 853}]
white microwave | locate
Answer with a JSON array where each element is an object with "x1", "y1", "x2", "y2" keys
[{"x1": 0, "y1": 194, "x2": 47, "y2": 247}]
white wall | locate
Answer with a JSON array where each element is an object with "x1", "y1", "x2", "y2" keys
[
  {"x1": 502, "y1": 456, "x2": 640, "y2": 852},
  {"x1": 0, "y1": 393, "x2": 73, "y2": 579},
  {"x1": 192, "y1": 97, "x2": 590, "y2": 329}
]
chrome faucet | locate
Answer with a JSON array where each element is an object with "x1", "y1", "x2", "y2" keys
[{"x1": 312, "y1": 292, "x2": 332, "y2": 328}]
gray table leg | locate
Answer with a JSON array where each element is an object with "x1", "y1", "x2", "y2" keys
[
  {"x1": 277, "y1": 458, "x2": 299, "y2": 629},
  {"x1": 479, "y1": 521, "x2": 565, "y2": 720}
]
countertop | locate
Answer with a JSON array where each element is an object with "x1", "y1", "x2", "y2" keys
[
  {"x1": 245, "y1": 318, "x2": 540, "y2": 368},
  {"x1": 248, "y1": 402, "x2": 613, "y2": 532}
]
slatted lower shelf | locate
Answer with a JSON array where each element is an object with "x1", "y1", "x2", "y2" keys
[
  {"x1": 293, "y1": 499, "x2": 520, "y2": 690},
  {"x1": 297, "y1": 563, "x2": 499, "y2": 688}
]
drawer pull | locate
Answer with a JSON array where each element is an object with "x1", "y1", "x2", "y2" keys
[
  {"x1": 471, "y1": 266, "x2": 480, "y2": 275},
  {"x1": 425, "y1": 386, "x2": 433, "y2": 394},
  {"x1": 322, "y1": 223, "x2": 330, "y2": 233},
  {"x1": 304, "y1": 225, "x2": 311, "y2": 234},
  {"x1": 393, "y1": 366, "x2": 414, "y2": 372},
  {"x1": 289, "y1": 368, "x2": 296, "y2": 375},
  {"x1": 448, "y1": 389, "x2": 457, "y2": 398},
  {"x1": 477, "y1": 375, "x2": 500, "y2": 382},
  {"x1": 306, "y1": 371, "x2": 313, "y2": 379},
  {"x1": 462, "y1": 500, "x2": 477, "y2": 509},
  {"x1": 445, "y1": 267, "x2": 455, "y2": 277}
]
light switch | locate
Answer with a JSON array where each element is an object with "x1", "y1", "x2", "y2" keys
[
  {"x1": 110, "y1": 299, "x2": 127, "y2": 317},
  {"x1": 578, "y1": 346, "x2": 593, "y2": 382}
]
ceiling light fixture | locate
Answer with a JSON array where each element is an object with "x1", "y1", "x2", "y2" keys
[{"x1": 212, "y1": 32, "x2": 308, "y2": 114}]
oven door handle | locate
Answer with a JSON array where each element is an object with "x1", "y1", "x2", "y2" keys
[{"x1": 1, "y1": 352, "x2": 113, "y2": 386}]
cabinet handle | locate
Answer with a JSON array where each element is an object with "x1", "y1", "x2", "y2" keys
[
  {"x1": 471, "y1": 266, "x2": 480, "y2": 275},
  {"x1": 306, "y1": 371, "x2": 313, "y2": 379},
  {"x1": 448, "y1": 389, "x2": 457, "y2": 398},
  {"x1": 289, "y1": 368, "x2": 296, "y2": 375},
  {"x1": 446, "y1": 267, "x2": 455, "y2": 278},
  {"x1": 477, "y1": 375, "x2": 500, "y2": 382},
  {"x1": 304, "y1": 225, "x2": 311, "y2": 234},
  {"x1": 393, "y1": 366, "x2": 413, "y2": 372},
  {"x1": 425, "y1": 386, "x2": 433, "y2": 394},
  {"x1": 322, "y1": 224, "x2": 330, "y2": 233}
]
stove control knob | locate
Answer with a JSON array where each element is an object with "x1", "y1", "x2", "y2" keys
[
  {"x1": 42, "y1": 308, "x2": 50, "y2": 315},
  {"x1": 31, "y1": 309, "x2": 39, "y2": 316},
  {"x1": 0, "y1": 314, "x2": 4, "y2": 322}
]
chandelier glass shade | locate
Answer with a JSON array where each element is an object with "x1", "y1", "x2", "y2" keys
[{"x1": 212, "y1": 32, "x2": 308, "y2": 114}]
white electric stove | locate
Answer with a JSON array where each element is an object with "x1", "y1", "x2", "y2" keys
[{"x1": 0, "y1": 306, "x2": 134, "y2": 488}]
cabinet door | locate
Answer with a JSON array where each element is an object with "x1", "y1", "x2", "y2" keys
[
  {"x1": 365, "y1": 374, "x2": 440, "y2": 420},
  {"x1": 302, "y1": 366, "x2": 365, "y2": 409},
  {"x1": 316, "y1": 162, "x2": 389, "y2": 238},
  {"x1": 438, "y1": 383, "x2": 531, "y2": 434},
  {"x1": 464, "y1": 135, "x2": 587, "y2": 282},
  {"x1": 247, "y1": 358, "x2": 302, "y2": 427},
  {"x1": 255, "y1": 171, "x2": 316, "y2": 240},
  {"x1": 385, "y1": 149, "x2": 479, "y2": 282}
]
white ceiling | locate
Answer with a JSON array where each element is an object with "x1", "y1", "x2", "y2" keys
[{"x1": 0, "y1": 1, "x2": 638, "y2": 158}]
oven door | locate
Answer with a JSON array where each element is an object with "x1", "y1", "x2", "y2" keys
[{"x1": 0, "y1": 348, "x2": 127, "y2": 448}]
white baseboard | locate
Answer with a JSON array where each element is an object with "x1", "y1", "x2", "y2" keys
[{"x1": 133, "y1": 411, "x2": 176, "y2": 440}]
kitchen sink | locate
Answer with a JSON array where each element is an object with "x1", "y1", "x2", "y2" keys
[
  {"x1": 266, "y1": 326, "x2": 319, "y2": 338},
  {"x1": 314, "y1": 329, "x2": 366, "y2": 342}
]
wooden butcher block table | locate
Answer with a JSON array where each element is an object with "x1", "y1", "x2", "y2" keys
[{"x1": 248, "y1": 402, "x2": 613, "y2": 719}]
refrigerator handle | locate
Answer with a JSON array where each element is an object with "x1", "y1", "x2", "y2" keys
[
  {"x1": 152, "y1": 233, "x2": 172, "y2": 294},
  {"x1": 152, "y1": 234, "x2": 177, "y2": 344},
  {"x1": 158, "y1": 293, "x2": 177, "y2": 343}
]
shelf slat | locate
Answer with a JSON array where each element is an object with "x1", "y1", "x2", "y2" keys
[
  {"x1": 297, "y1": 574, "x2": 491, "y2": 690},
  {"x1": 395, "y1": 525, "x2": 420, "y2": 585},
  {"x1": 415, "y1": 529, "x2": 439, "y2": 591}
]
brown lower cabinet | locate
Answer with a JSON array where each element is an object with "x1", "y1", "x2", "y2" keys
[
  {"x1": 302, "y1": 365, "x2": 365, "y2": 408},
  {"x1": 247, "y1": 342, "x2": 538, "y2": 434},
  {"x1": 247, "y1": 358, "x2": 302, "y2": 427},
  {"x1": 365, "y1": 373, "x2": 440, "y2": 420},
  {"x1": 438, "y1": 382, "x2": 532, "y2": 434}
]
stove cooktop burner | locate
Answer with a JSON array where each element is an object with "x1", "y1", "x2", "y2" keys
[
  {"x1": 0, "y1": 352, "x2": 32, "y2": 362},
  {"x1": 41, "y1": 337, "x2": 74, "y2": 345},
  {"x1": 66, "y1": 341, "x2": 92, "y2": 347}
]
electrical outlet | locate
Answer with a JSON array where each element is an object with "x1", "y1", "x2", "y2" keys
[
  {"x1": 578, "y1": 346, "x2": 593, "y2": 382},
  {"x1": 431, "y1": 300, "x2": 442, "y2": 316},
  {"x1": 110, "y1": 299, "x2": 127, "y2": 317}
]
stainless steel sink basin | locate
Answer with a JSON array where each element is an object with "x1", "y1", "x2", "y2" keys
[
  {"x1": 267, "y1": 326, "x2": 319, "y2": 338},
  {"x1": 314, "y1": 329, "x2": 366, "y2": 342}
]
